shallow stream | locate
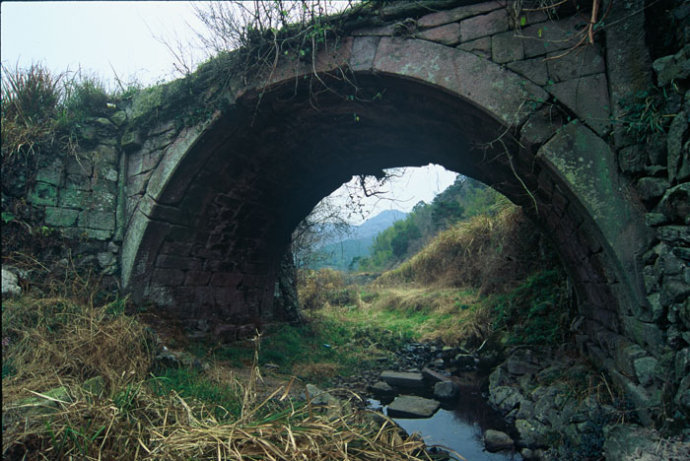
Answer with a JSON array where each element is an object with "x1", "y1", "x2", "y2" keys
[{"x1": 369, "y1": 384, "x2": 521, "y2": 461}]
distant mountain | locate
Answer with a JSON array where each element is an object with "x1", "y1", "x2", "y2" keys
[
  {"x1": 310, "y1": 210, "x2": 407, "y2": 271},
  {"x1": 352, "y1": 209, "x2": 408, "y2": 239}
]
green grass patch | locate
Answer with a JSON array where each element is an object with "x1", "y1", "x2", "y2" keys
[
  {"x1": 149, "y1": 367, "x2": 242, "y2": 420},
  {"x1": 491, "y1": 269, "x2": 572, "y2": 345}
]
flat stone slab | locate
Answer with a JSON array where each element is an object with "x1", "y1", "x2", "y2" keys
[
  {"x1": 387, "y1": 395, "x2": 440, "y2": 418},
  {"x1": 380, "y1": 371, "x2": 425, "y2": 389},
  {"x1": 421, "y1": 367, "x2": 451, "y2": 383}
]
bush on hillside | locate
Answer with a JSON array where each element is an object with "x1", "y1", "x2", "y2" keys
[{"x1": 297, "y1": 268, "x2": 359, "y2": 310}]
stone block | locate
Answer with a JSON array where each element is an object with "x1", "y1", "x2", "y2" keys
[
  {"x1": 155, "y1": 254, "x2": 201, "y2": 271},
  {"x1": 369, "y1": 380, "x2": 395, "y2": 397},
  {"x1": 65, "y1": 173, "x2": 91, "y2": 191},
  {"x1": 416, "y1": 22, "x2": 461, "y2": 46},
  {"x1": 492, "y1": 31, "x2": 524, "y2": 63},
  {"x1": 350, "y1": 36, "x2": 379, "y2": 72},
  {"x1": 660, "y1": 278, "x2": 690, "y2": 306},
  {"x1": 380, "y1": 370, "x2": 425, "y2": 389},
  {"x1": 611, "y1": 370, "x2": 661, "y2": 426},
  {"x1": 433, "y1": 380, "x2": 459, "y2": 400},
  {"x1": 121, "y1": 129, "x2": 142, "y2": 153},
  {"x1": 633, "y1": 356, "x2": 658, "y2": 387},
  {"x1": 675, "y1": 348, "x2": 690, "y2": 380},
  {"x1": 515, "y1": 418, "x2": 549, "y2": 447},
  {"x1": 44, "y1": 207, "x2": 79, "y2": 227},
  {"x1": 82, "y1": 228, "x2": 112, "y2": 241},
  {"x1": 28, "y1": 182, "x2": 58, "y2": 206},
  {"x1": 657, "y1": 225, "x2": 690, "y2": 245},
  {"x1": 373, "y1": 37, "x2": 547, "y2": 127},
  {"x1": 617, "y1": 145, "x2": 647, "y2": 174},
  {"x1": 520, "y1": 106, "x2": 563, "y2": 146},
  {"x1": 653, "y1": 45, "x2": 690, "y2": 86},
  {"x1": 151, "y1": 268, "x2": 185, "y2": 286},
  {"x1": 36, "y1": 163, "x2": 63, "y2": 186},
  {"x1": 351, "y1": 24, "x2": 395, "y2": 37},
  {"x1": 546, "y1": 45, "x2": 605, "y2": 82},
  {"x1": 91, "y1": 144, "x2": 118, "y2": 166},
  {"x1": 484, "y1": 429, "x2": 514, "y2": 452},
  {"x1": 193, "y1": 286, "x2": 214, "y2": 307},
  {"x1": 183, "y1": 271, "x2": 211, "y2": 286},
  {"x1": 387, "y1": 395, "x2": 440, "y2": 418},
  {"x1": 128, "y1": 172, "x2": 152, "y2": 196},
  {"x1": 636, "y1": 177, "x2": 669, "y2": 205},
  {"x1": 667, "y1": 112, "x2": 688, "y2": 183},
  {"x1": 78, "y1": 210, "x2": 115, "y2": 231},
  {"x1": 421, "y1": 367, "x2": 450, "y2": 383},
  {"x1": 2, "y1": 268, "x2": 21, "y2": 297},
  {"x1": 457, "y1": 36, "x2": 491, "y2": 58},
  {"x1": 520, "y1": 16, "x2": 587, "y2": 58},
  {"x1": 110, "y1": 110, "x2": 127, "y2": 126},
  {"x1": 548, "y1": 73, "x2": 610, "y2": 135},
  {"x1": 459, "y1": 9, "x2": 509, "y2": 42},
  {"x1": 507, "y1": 57, "x2": 549, "y2": 85},
  {"x1": 418, "y1": 1, "x2": 502, "y2": 28},
  {"x1": 97, "y1": 251, "x2": 117, "y2": 269},
  {"x1": 622, "y1": 316, "x2": 664, "y2": 353},
  {"x1": 65, "y1": 156, "x2": 93, "y2": 176},
  {"x1": 658, "y1": 183, "x2": 690, "y2": 224},
  {"x1": 89, "y1": 189, "x2": 117, "y2": 212},
  {"x1": 211, "y1": 272, "x2": 242, "y2": 287}
]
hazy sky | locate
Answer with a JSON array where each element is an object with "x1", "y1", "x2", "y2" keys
[{"x1": 1, "y1": 1, "x2": 458, "y2": 222}]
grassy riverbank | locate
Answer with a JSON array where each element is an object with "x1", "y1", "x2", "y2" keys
[{"x1": 2, "y1": 291, "x2": 443, "y2": 460}]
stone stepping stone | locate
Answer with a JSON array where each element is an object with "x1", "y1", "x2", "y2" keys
[
  {"x1": 484, "y1": 429, "x2": 514, "y2": 452},
  {"x1": 387, "y1": 395, "x2": 440, "y2": 418},
  {"x1": 422, "y1": 367, "x2": 451, "y2": 383},
  {"x1": 380, "y1": 370, "x2": 425, "y2": 389}
]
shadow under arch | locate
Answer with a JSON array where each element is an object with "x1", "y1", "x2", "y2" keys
[{"x1": 122, "y1": 68, "x2": 646, "y2": 344}]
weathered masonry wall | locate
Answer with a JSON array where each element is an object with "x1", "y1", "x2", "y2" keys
[
  {"x1": 20, "y1": 115, "x2": 127, "y2": 279},
  {"x1": 11, "y1": 0, "x2": 690, "y2": 427}
]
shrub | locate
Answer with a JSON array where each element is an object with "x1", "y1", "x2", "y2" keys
[
  {"x1": 491, "y1": 269, "x2": 573, "y2": 345},
  {"x1": 297, "y1": 268, "x2": 359, "y2": 309}
]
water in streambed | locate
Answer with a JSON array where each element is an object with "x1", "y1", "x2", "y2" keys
[{"x1": 369, "y1": 386, "x2": 521, "y2": 461}]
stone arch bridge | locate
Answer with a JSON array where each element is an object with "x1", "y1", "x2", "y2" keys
[{"x1": 19, "y1": 1, "x2": 690, "y2": 425}]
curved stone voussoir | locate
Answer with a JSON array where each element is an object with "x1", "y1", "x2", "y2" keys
[
  {"x1": 537, "y1": 121, "x2": 652, "y2": 308},
  {"x1": 370, "y1": 37, "x2": 547, "y2": 127}
]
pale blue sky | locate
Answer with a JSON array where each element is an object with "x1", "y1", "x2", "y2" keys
[
  {"x1": 1, "y1": 1, "x2": 201, "y2": 87},
  {"x1": 1, "y1": 1, "x2": 457, "y2": 222}
]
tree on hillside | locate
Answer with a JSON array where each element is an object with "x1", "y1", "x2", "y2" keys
[{"x1": 358, "y1": 176, "x2": 507, "y2": 272}]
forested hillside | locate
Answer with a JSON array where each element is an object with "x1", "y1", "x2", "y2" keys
[{"x1": 358, "y1": 177, "x2": 506, "y2": 271}]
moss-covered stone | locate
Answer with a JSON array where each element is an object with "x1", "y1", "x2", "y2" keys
[
  {"x1": 44, "y1": 207, "x2": 79, "y2": 227},
  {"x1": 78, "y1": 210, "x2": 115, "y2": 231},
  {"x1": 110, "y1": 110, "x2": 127, "y2": 126},
  {"x1": 28, "y1": 182, "x2": 58, "y2": 206}
]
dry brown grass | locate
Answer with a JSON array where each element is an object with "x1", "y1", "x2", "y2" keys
[
  {"x1": 2, "y1": 296, "x2": 153, "y2": 403},
  {"x1": 375, "y1": 206, "x2": 550, "y2": 295},
  {"x1": 2, "y1": 294, "x2": 437, "y2": 460}
]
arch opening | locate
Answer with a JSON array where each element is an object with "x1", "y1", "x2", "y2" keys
[{"x1": 125, "y1": 72, "x2": 627, "y2": 345}]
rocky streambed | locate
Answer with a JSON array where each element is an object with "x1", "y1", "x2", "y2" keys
[{"x1": 328, "y1": 341, "x2": 690, "y2": 460}]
